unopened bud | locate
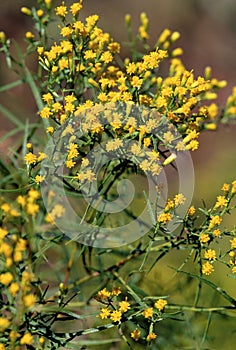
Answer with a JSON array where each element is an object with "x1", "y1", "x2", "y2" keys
[
  {"x1": 163, "y1": 153, "x2": 177, "y2": 166},
  {"x1": 0, "y1": 31, "x2": 6, "y2": 44},
  {"x1": 44, "y1": 0, "x2": 52, "y2": 9},
  {"x1": 170, "y1": 31, "x2": 180, "y2": 42},
  {"x1": 125, "y1": 14, "x2": 131, "y2": 27},
  {"x1": 21, "y1": 7, "x2": 32, "y2": 16},
  {"x1": 204, "y1": 123, "x2": 217, "y2": 131},
  {"x1": 37, "y1": 9, "x2": 44, "y2": 18},
  {"x1": 204, "y1": 66, "x2": 211, "y2": 80},
  {"x1": 88, "y1": 78, "x2": 99, "y2": 88},
  {"x1": 171, "y1": 47, "x2": 183, "y2": 57}
]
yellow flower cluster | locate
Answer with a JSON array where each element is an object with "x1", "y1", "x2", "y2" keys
[
  {"x1": 197, "y1": 180, "x2": 236, "y2": 275},
  {"x1": 97, "y1": 288, "x2": 130, "y2": 323},
  {"x1": 34, "y1": 0, "x2": 228, "y2": 162},
  {"x1": 97, "y1": 287, "x2": 167, "y2": 344},
  {"x1": 0, "y1": 187, "x2": 42, "y2": 348},
  {"x1": 157, "y1": 193, "x2": 186, "y2": 224}
]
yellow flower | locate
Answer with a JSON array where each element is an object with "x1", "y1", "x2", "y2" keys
[
  {"x1": 37, "y1": 46, "x2": 44, "y2": 55},
  {"x1": 25, "y1": 31, "x2": 34, "y2": 40},
  {"x1": 16, "y1": 238, "x2": 27, "y2": 252},
  {"x1": 110, "y1": 310, "x2": 122, "y2": 322},
  {"x1": 61, "y1": 26, "x2": 73, "y2": 37},
  {"x1": 111, "y1": 287, "x2": 121, "y2": 296},
  {"x1": 119, "y1": 299, "x2": 130, "y2": 313},
  {"x1": 174, "y1": 193, "x2": 186, "y2": 206},
  {"x1": 0, "y1": 227, "x2": 8, "y2": 239},
  {"x1": 86, "y1": 15, "x2": 99, "y2": 28},
  {"x1": 188, "y1": 206, "x2": 196, "y2": 216},
  {"x1": 165, "y1": 199, "x2": 175, "y2": 211},
  {"x1": 230, "y1": 238, "x2": 236, "y2": 249},
  {"x1": 131, "y1": 76, "x2": 143, "y2": 88},
  {"x1": 50, "y1": 204, "x2": 65, "y2": 219},
  {"x1": 143, "y1": 137, "x2": 151, "y2": 147},
  {"x1": 39, "y1": 337, "x2": 45, "y2": 344},
  {"x1": 16, "y1": 195, "x2": 26, "y2": 207},
  {"x1": 199, "y1": 233, "x2": 210, "y2": 244},
  {"x1": 202, "y1": 261, "x2": 214, "y2": 275},
  {"x1": 55, "y1": 2, "x2": 67, "y2": 17},
  {"x1": 232, "y1": 180, "x2": 236, "y2": 194},
  {"x1": 213, "y1": 229, "x2": 221, "y2": 237},
  {"x1": 108, "y1": 42, "x2": 120, "y2": 53},
  {"x1": 186, "y1": 140, "x2": 199, "y2": 151},
  {"x1": 0, "y1": 272, "x2": 13, "y2": 285},
  {"x1": 26, "y1": 203, "x2": 39, "y2": 216},
  {"x1": 209, "y1": 215, "x2": 222, "y2": 230},
  {"x1": 157, "y1": 212, "x2": 172, "y2": 224},
  {"x1": 70, "y1": 2, "x2": 82, "y2": 17},
  {"x1": 42, "y1": 93, "x2": 53, "y2": 104},
  {"x1": 126, "y1": 62, "x2": 136, "y2": 75},
  {"x1": 20, "y1": 333, "x2": 33, "y2": 345},
  {"x1": 28, "y1": 189, "x2": 40, "y2": 201},
  {"x1": 24, "y1": 152, "x2": 37, "y2": 165},
  {"x1": 100, "y1": 51, "x2": 113, "y2": 64},
  {"x1": 24, "y1": 294, "x2": 36, "y2": 308},
  {"x1": 35, "y1": 175, "x2": 45, "y2": 184},
  {"x1": 9, "y1": 282, "x2": 20, "y2": 297},
  {"x1": 39, "y1": 106, "x2": 52, "y2": 118},
  {"x1": 37, "y1": 9, "x2": 44, "y2": 18},
  {"x1": 155, "y1": 298, "x2": 167, "y2": 311},
  {"x1": 52, "y1": 102, "x2": 62, "y2": 113},
  {"x1": 1, "y1": 203, "x2": 10, "y2": 213},
  {"x1": 131, "y1": 328, "x2": 141, "y2": 341},
  {"x1": 106, "y1": 139, "x2": 123, "y2": 152},
  {"x1": 147, "y1": 332, "x2": 157, "y2": 341},
  {"x1": 204, "y1": 249, "x2": 216, "y2": 261},
  {"x1": 142, "y1": 307, "x2": 153, "y2": 319},
  {"x1": 221, "y1": 183, "x2": 230, "y2": 192},
  {"x1": 0, "y1": 317, "x2": 10, "y2": 332},
  {"x1": 215, "y1": 195, "x2": 228, "y2": 209},
  {"x1": 66, "y1": 160, "x2": 76, "y2": 168},
  {"x1": 97, "y1": 288, "x2": 111, "y2": 300},
  {"x1": 99, "y1": 308, "x2": 110, "y2": 319},
  {"x1": 59, "y1": 58, "x2": 69, "y2": 70},
  {"x1": 0, "y1": 242, "x2": 12, "y2": 257}
]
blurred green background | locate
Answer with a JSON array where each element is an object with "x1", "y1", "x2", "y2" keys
[{"x1": 0, "y1": 1, "x2": 236, "y2": 349}]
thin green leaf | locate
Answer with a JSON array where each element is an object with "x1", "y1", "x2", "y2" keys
[
  {"x1": 0, "y1": 104, "x2": 24, "y2": 128},
  {"x1": 0, "y1": 123, "x2": 41, "y2": 144},
  {"x1": 0, "y1": 79, "x2": 23, "y2": 92},
  {"x1": 66, "y1": 338, "x2": 121, "y2": 348},
  {"x1": 24, "y1": 66, "x2": 43, "y2": 111},
  {"x1": 174, "y1": 269, "x2": 236, "y2": 306}
]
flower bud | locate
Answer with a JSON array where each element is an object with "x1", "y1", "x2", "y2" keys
[
  {"x1": 204, "y1": 123, "x2": 217, "y2": 131},
  {"x1": 0, "y1": 31, "x2": 6, "y2": 44},
  {"x1": 163, "y1": 153, "x2": 177, "y2": 166},
  {"x1": 125, "y1": 14, "x2": 131, "y2": 27},
  {"x1": 171, "y1": 31, "x2": 180, "y2": 42},
  {"x1": 21, "y1": 7, "x2": 32, "y2": 16}
]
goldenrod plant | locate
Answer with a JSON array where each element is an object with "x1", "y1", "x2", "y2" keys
[{"x1": 0, "y1": 1, "x2": 236, "y2": 349}]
